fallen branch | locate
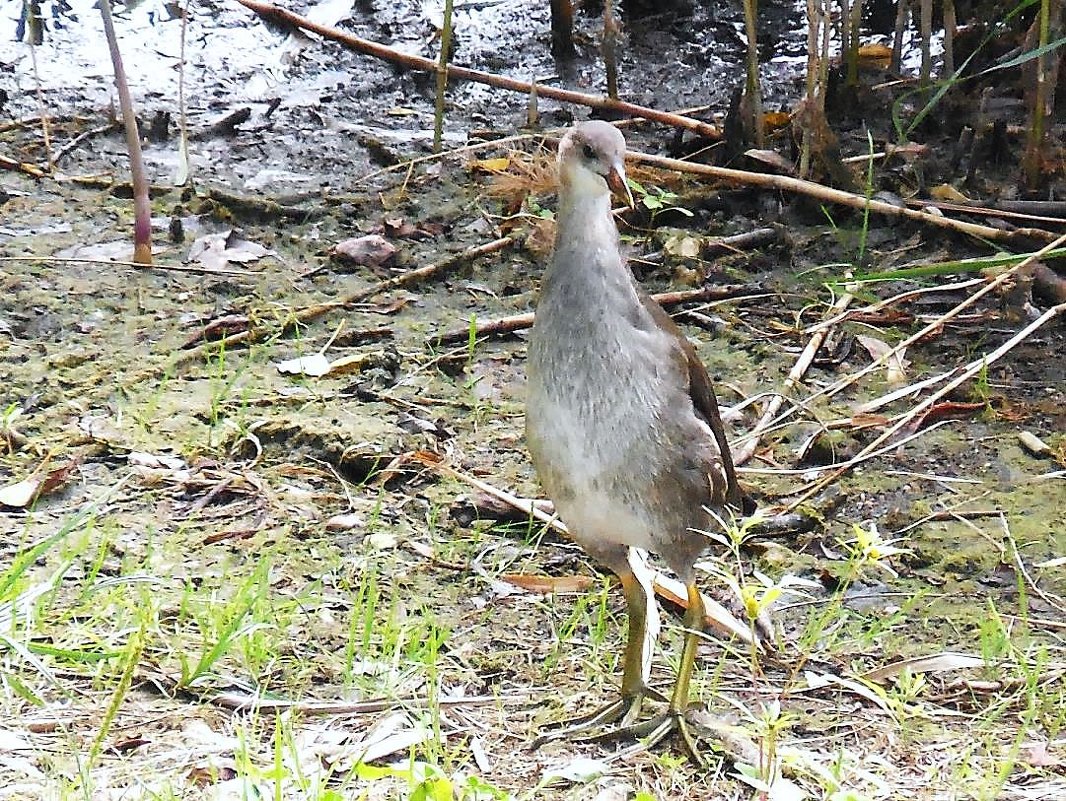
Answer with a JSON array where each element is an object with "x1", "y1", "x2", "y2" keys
[
  {"x1": 234, "y1": 0, "x2": 720, "y2": 139},
  {"x1": 434, "y1": 282, "x2": 763, "y2": 344},
  {"x1": 634, "y1": 152, "x2": 1059, "y2": 246},
  {"x1": 49, "y1": 121, "x2": 120, "y2": 170}
]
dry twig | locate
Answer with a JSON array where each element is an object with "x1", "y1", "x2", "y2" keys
[
  {"x1": 635, "y1": 152, "x2": 1059, "y2": 246},
  {"x1": 788, "y1": 299, "x2": 1066, "y2": 508},
  {"x1": 434, "y1": 283, "x2": 762, "y2": 344}
]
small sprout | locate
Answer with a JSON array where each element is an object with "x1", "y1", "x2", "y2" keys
[
  {"x1": 847, "y1": 522, "x2": 910, "y2": 576},
  {"x1": 626, "y1": 178, "x2": 694, "y2": 220}
]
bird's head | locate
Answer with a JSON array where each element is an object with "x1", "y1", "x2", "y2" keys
[{"x1": 557, "y1": 121, "x2": 635, "y2": 208}]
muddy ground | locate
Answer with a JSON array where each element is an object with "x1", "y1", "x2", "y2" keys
[{"x1": 1, "y1": 0, "x2": 1065, "y2": 799}]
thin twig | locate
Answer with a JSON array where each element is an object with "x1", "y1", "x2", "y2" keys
[
  {"x1": 733, "y1": 284, "x2": 854, "y2": 465},
  {"x1": 804, "y1": 277, "x2": 985, "y2": 335},
  {"x1": 434, "y1": 283, "x2": 762, "y2": 344},
  {"x1": 787, "y1": 300, "x2": 1066, "y2": 508},
  {"x1": 791, "y1": 231, "x2": 1066, "y2": 428},
  {"x1": 0, "y1": 255, "x2": 249, "y2": 277},
  {"x1": 210, "y1": 690, "x2": 529, "y2": 714},
  {"x1": 49, "y1": 122, "x2": 119, "y2": 169},
  {"x1": 634, "y1": 152, "x2": 1058, "y2": 245},
  {"x1": 175, "y1": 235, "x2": 516, "y2": 363},
  {"x1": 1002, "y1": 514, "x2": 1066, "y2": 617}
]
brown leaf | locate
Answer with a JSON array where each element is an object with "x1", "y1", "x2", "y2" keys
[
  {"x1": 0, "y1": 457, "x2": 81, "y2": 508},
  {"x1": 918, "y1": 401, "x2": 986, "y2": 427},
  {"x1": 501, "y1": 574, "x2": 594, "y2": 594}
]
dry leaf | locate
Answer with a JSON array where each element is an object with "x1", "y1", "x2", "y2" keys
[
  {"x1": 0, "y1": 476, "x2": 42, "y2": 508},
  {"x1": 855, "y1": 333, "x2": 908, "y2": 385},
  {"x1": 930, "y1": 184, "x2": 971, "y2": 202},
  {"x1": 188, "y1": 230, "x2": 275, "y2": 271},
  {"x1": 500, "y1": 573, "x2": 595, "y2": 594},
  {"x1": 470, "y1": 157, "x2": 511, "y2": 173},
  {"x1": 862, "y1": 651, "x2": 984, "y2": 683},
  {"x1": 0, "y1": 458, "x2": 81, "y2": 508},
  {"x1": 745, "y1": 148, "x2": 796, "y2": 174}
]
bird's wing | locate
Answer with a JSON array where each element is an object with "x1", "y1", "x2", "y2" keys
[{"x1": 638, "y1": 293, "x2": 753, "y2": 515}]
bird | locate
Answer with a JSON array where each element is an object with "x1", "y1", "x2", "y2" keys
[{"x1": 524, "y1": 120, "x2": 750, "y2": 763}]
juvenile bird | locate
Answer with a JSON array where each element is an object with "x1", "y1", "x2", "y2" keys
[{"x1": 525, "y1": 120, "x2": 749, "y2": 762}]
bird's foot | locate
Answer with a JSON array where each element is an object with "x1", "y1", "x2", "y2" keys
[
  {"x1": 583, "y1": 709, "x2": 707, "y2": 767},
  {"x1": 529, "y1": 686, "x2": 668, "y2": 751}
]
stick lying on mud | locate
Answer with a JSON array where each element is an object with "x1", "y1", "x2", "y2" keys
[
  {"x1": 166, "y1": 236, "x2": 516, "y2": 368},
  {"x1": 434, "y1": 283, "x2": 764, "y2": 344},
  {"x1": 233, "y1": 0, "x2": 720, "y2": 139},
  {"x1": 634, "y1": 152, "x2": 1060, "y2": 247}
]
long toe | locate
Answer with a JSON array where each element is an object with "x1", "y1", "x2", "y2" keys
[
  {"x1": 582, "y1": 710, "x2": 708, "y2": 767},
  {"x1": 530, "y1": 686, "x2": 664, "y2": 751}
]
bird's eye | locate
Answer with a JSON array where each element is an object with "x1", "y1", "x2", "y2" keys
[{"x1": 581, "y1": 143, "x2": 596, "y2": 160}]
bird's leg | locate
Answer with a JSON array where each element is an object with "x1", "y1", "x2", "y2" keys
[
  {"x1": 530, "y1": 567, "x2": 665, "y2": 750},
  {"x1": 666, "y1": 580, "x2": 708, "y2": 764},
  {"x1": 584, "y1": 580, "x2": 708, "y2": 766}
]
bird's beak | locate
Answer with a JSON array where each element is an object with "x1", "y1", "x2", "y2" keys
[{"x1": 606, "y1": 160, "x2": 635, "y2": 209}]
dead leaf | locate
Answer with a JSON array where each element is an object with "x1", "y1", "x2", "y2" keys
[
  {"x1": 0, "y1": 457, "x2": 81, "y2": 508},
  {"x1": 324, "y1": 513, "x2": 364, "y2": 531},
  {"x1": 745, "y1": 148, "x2": 796, "y2": 174},
  {"x1": 663, "y1": 233, "x2": 703, "y2": 260},
  {"x1": 543, "y1": 756, "x2": 609, "y2": 785},
  {"x1": 917, "y1": 401, "x2": 986, "y2": 428},
  {"x1": 855, "y1": 333, "x2": 908, "y2": 384},
  {"x1": 325, "y1": 351, "x2": 384, "y2": 376},
  {"x1": 275, "y1": 352, "x2": 331, "y2": 377},
  {"x1": 930, "y1": 184, "x2": 971, "y2": 202},
  {"x1": 862, "y1": 651, "x2": 984, "y2": 683},
  {"x1": 188, "y1": 230, "x2": 275, "y2": 271},
  {"x1": 857, "y1": 42, "x2": 893, "y2": 68},
  {"x1": 500, "y1": 574, "x2": 595, "y2": 594},
  {"x1": 469, "y1": 157, "x2": 511, "y2": 173},
  {"x1": 0, "y1": 476, "x2": 44, "y2": 508},
  {"x1": 763, "y1": 111, "x2": 792, "y2": 130}
]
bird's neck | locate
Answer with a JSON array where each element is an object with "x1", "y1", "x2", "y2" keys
[{"x1": 554, "y1": 171, "x2": 618, "y2": 263}]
